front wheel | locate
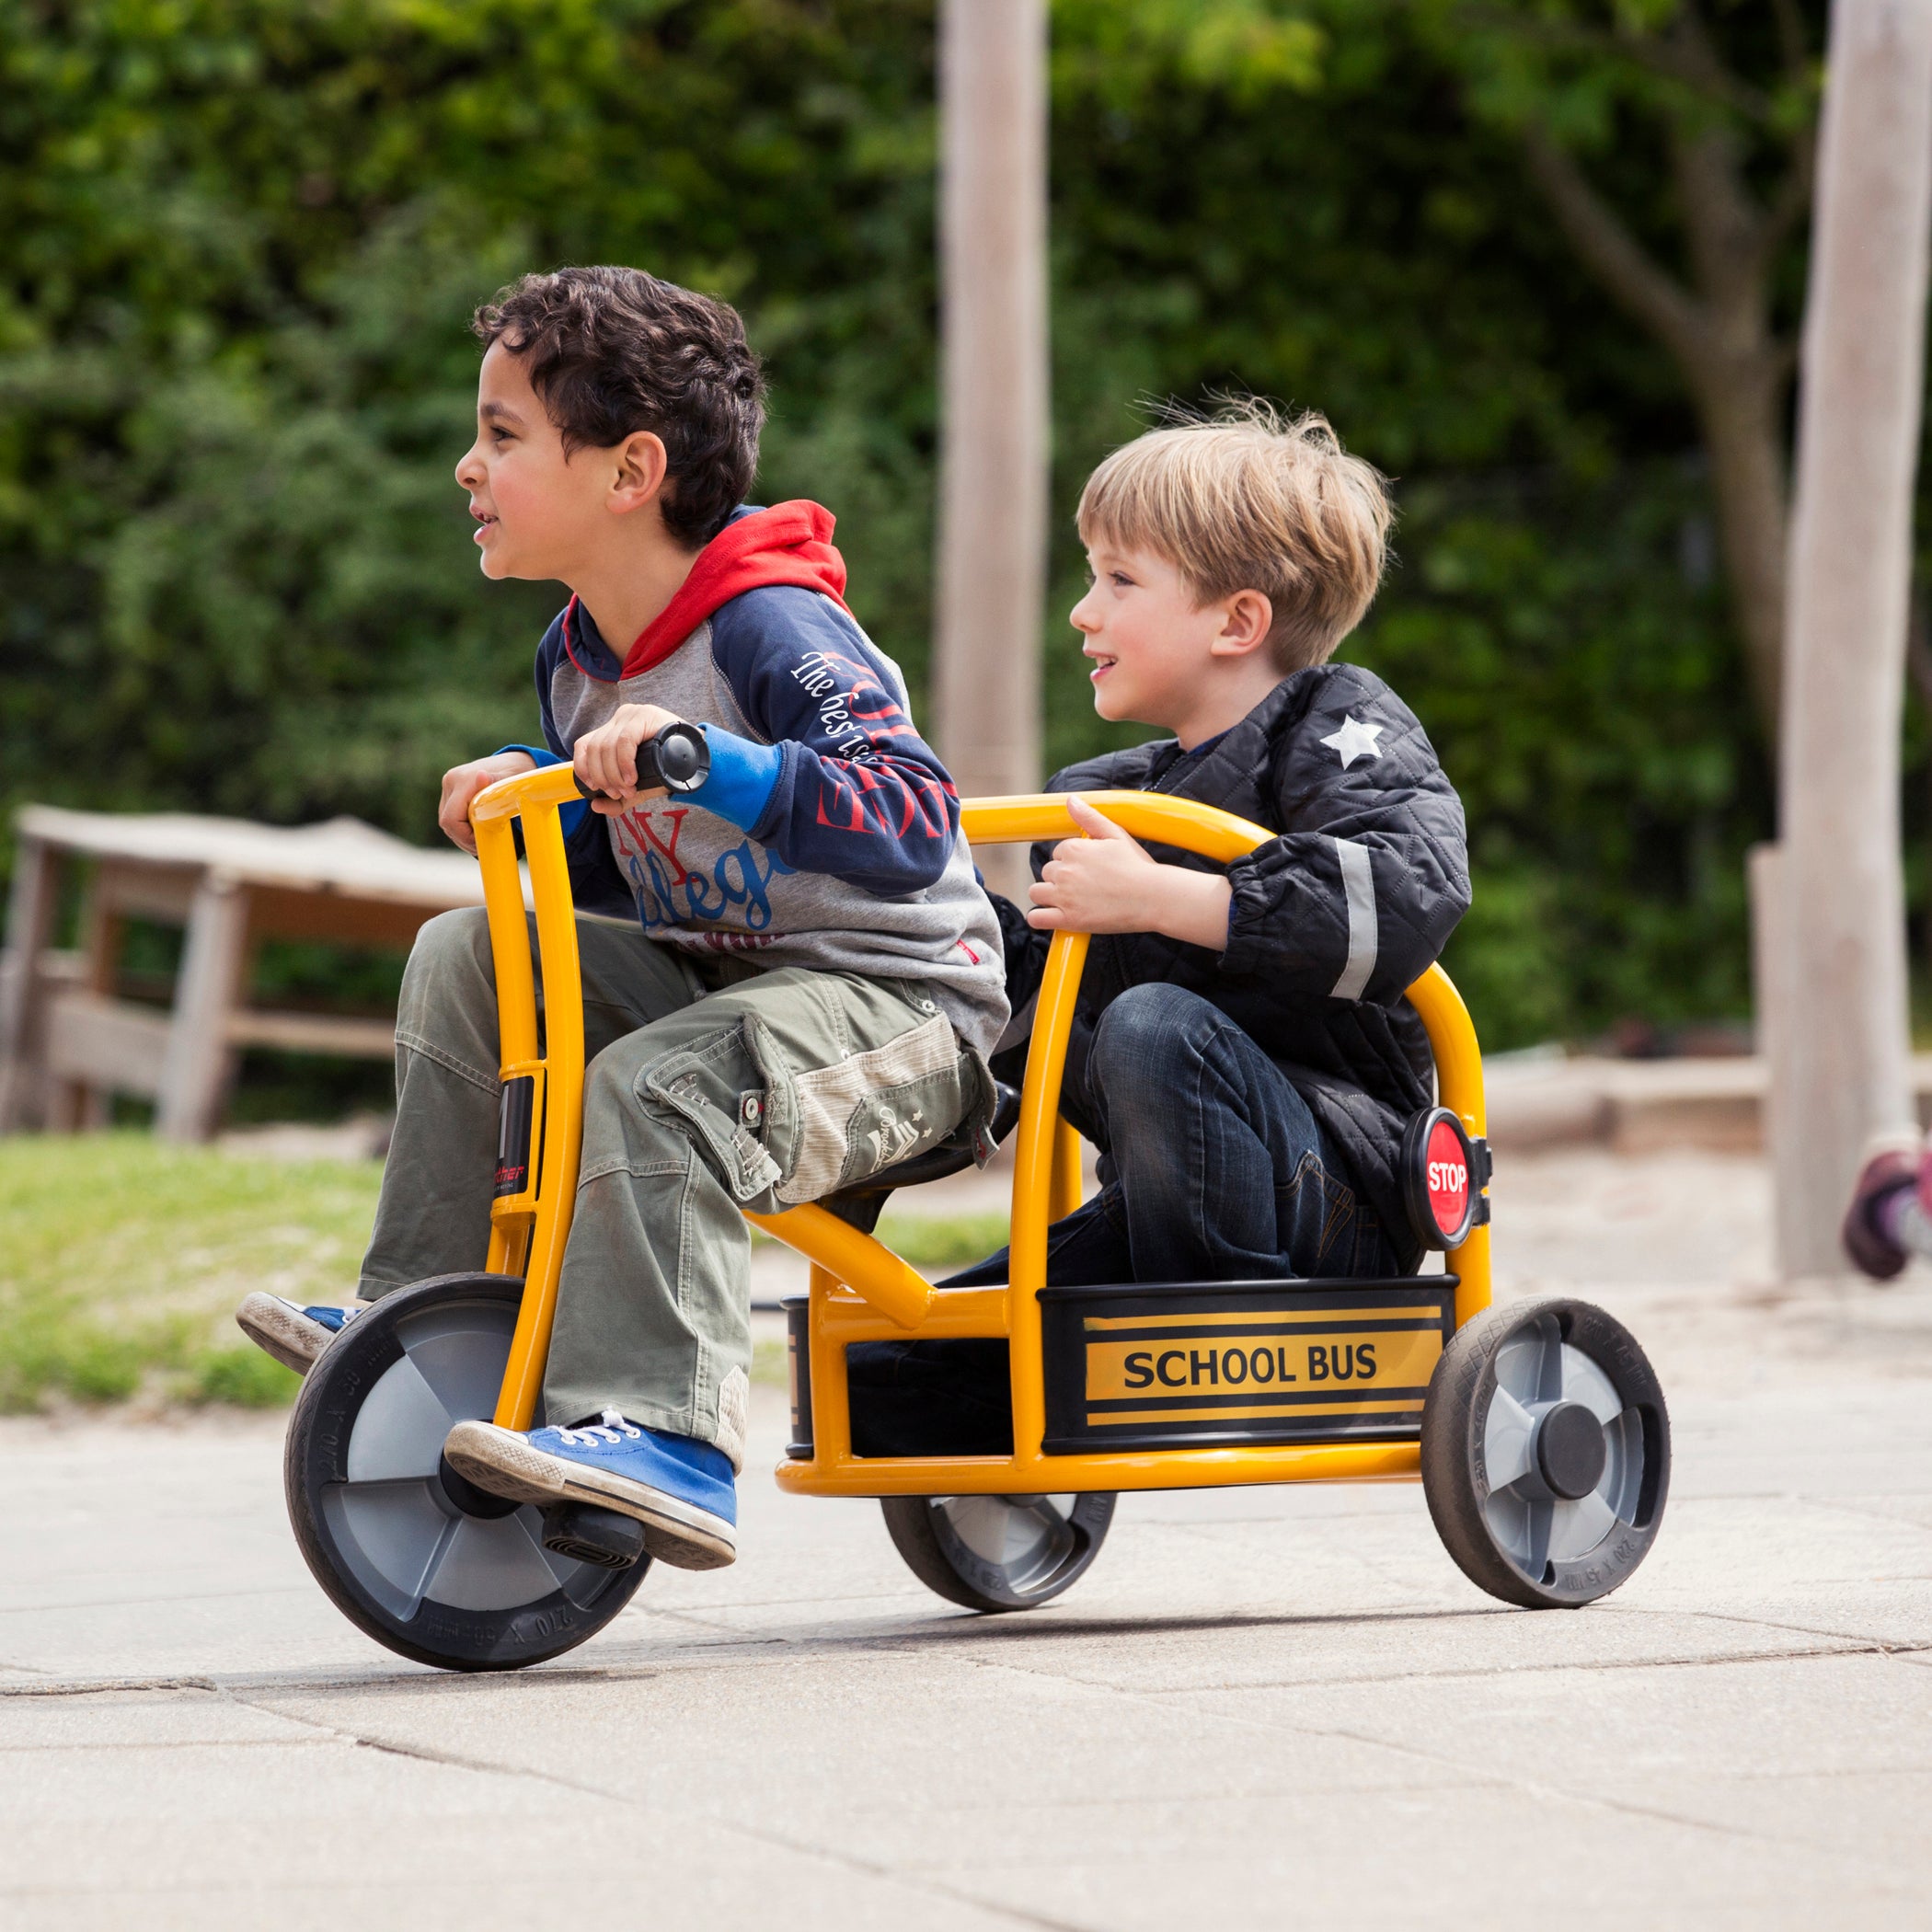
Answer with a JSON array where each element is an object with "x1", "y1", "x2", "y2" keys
[
  {"x1": 881, "y1": 1492, "x2": 1116, "y2": 1612},
  {"x1": 1421, "y1": 1295, "x2": 1670, "y2": 1609},
  {"x1": 285, "y1": 1273, "x2": 650, "y2": 1671}
]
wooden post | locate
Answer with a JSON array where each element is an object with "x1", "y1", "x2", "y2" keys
[
  {"x1": 1771, "y1": 0, "x2": 1932, "y2": 1277},
  {"x1": 0, "y1": 836, "x2": 58, "y2": 1132},
  {"x1": 62, "y1": 871, "x2": 127, "y2": 1130},
  {"x1": 1749, "y1": 840, "x2": 1803, "y2": 1260},
  {"x1": 934, "y1": 0, "x2": 1048, "y2": 898},
  {"x1": 1746, "y1": 842, "x2": 1788, "y2": 1050},
  {"x1": 157, "y1": 871, "x2": 249, "y2": 1142}
]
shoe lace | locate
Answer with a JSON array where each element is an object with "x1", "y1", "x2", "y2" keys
[{"x1": 556, "y1": 1408, "x2": 643, "y2": 1448}]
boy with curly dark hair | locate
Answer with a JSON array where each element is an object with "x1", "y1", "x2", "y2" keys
[{"x1": 239, "y1": 266, "x2": 1006, "y2": 1569}]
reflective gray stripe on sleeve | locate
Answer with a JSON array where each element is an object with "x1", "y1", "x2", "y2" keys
[{"x1": 1330, "y1": 837, "x2": 1378, "y2": 1001}]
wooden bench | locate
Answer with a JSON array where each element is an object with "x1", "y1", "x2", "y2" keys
[{"x1": 0, "y1": 807, "x2": 500, "y2": 1142}]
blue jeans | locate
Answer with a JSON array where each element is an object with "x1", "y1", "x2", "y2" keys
[{"x1": 951, "y1": 982, "x2": 1403, "y2": 1287}]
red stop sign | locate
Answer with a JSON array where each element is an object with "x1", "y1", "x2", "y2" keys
[
  {"x1": 1425, "y1": 1116, "x2": 1470, "y2": 1238},
  {"x1": 1400, "y1": 1105, "x2": 1485, "y2": 1249}
]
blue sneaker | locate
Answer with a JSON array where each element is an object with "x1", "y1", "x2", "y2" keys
[
  {"x1": 442, "y1": 1409, "x2": 738, "y2": 1570},
  {"x1": 235, "y1": 1294, "x2": 359, "y2": 1375}
]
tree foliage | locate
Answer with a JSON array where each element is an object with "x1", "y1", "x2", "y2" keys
[
  {"x1": 1406, "y1": 0, "x2": 1822, "y2": 741},
  {"x1": 0, "y1": 0, "x2": 1842, "y2": 1047}
]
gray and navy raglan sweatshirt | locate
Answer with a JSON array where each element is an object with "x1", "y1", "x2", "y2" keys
[{"x1": 509, "y1": 500, "x2": 1008, "y2": 1063}]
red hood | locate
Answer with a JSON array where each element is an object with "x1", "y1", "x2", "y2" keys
[{"x1": 621, "y1": 500, "x2": 850, "y2": 678}]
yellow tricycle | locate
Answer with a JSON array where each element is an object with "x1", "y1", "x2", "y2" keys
[{"x1": 283, "y1": 765, "x2": 1672, "y2": 1672}]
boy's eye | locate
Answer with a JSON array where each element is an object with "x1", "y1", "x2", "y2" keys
[{"x1": 1110, "y1": 571, "x2": 1134, "y2": 589}]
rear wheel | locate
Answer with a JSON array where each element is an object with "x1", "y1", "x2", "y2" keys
[
  {"x1": 881, "y1": 1492, "x2": 1116, "y2": 1612},
  {"x1": 285, "y1": 1273, "x2": 649, "y2": 1671},
  {"x1": 1421, "y1": 1295, "x2": 1670, "y2": 1609}
]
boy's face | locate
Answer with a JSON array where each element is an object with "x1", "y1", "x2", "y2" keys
[
  {"x1": 454, "y1": 340, "x2": 652, "y2": 583},
  {"x1": 1070, "y1": 539, "x2": 1269, "y2": 729}
]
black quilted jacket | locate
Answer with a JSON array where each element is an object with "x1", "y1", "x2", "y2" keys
[{"x1": 992, "y1": 661, "x2": 1471, "y2": 1256}]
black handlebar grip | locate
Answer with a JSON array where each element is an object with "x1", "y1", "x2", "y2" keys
[{"x1": 575, "y1": 721, "x2": 711, "y2": 800}]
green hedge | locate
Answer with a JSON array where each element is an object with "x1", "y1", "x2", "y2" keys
[{"x1": 0, "y1": 1, "x2": 1844, "y2": 1048}]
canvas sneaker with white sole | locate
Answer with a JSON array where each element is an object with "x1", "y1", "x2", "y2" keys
[
  {"x1": 235, "y1": 1294, "x2": 360, "y2": 1375},
  {"x1": 442, "y1": 1409, "x2": 737, "y2": 1570}
]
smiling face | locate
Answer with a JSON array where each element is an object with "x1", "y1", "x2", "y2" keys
[
  {"x1": 454, "y1": 340, "x2": 619, "y2": 583},
  {"x1": 1070, "y1": 538, "x2": 1276, "y2": 742}
]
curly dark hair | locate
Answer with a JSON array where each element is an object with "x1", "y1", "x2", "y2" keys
[{"x1": 473, "y1": 266, "x2": 766, "y2": 548}]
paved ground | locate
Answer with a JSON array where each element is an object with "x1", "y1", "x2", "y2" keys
[{"x1": 4, "y1": 1148, "x2": 1930, "y2": 1929}]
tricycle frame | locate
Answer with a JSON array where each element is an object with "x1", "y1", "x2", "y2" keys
[{"x1": 467, "y1": 765, "x2": 1490, "y2": 1499}]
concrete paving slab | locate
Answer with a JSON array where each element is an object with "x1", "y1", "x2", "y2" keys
[
  {"x1": 1150, "y1": 1650, "x2": 1932, "y2": 1918},
  {"x1": 1632, "y1": 1764, "x2": 1932, "y2": 1863},
  {"x1": 862, "y1": 1603, "x2": 1879, "y2": 1696},
  {"x1": 1634, "y1": 1584, "x2": 1932, "y2": 1652},
  {"x1": 239, "y1": 1650, "x2": 1480, "y2": 1866},
  {"x1": 0, "y1": 1885, "x2": 1021, "y2": 1932},
  {"x1": 1643, "y1": 1491, "x2": 1932, "y2": 1582},
  {"x1": 228, "y1": 1656, "x2": 1762, "y2": 1932},
  {"x1": 1176, "y1": 1648, "x2": 1932, "y2": 1781},
  {"x1": 1, "y1": 1727, "x2": 1027, "y2": 1932},
  {"x1": 0, "y1": 1685, "x2": 315, "y2": 1750},
  {"x1": 911, "y1": 1781, "x2": 1917, "y2": 1932}
]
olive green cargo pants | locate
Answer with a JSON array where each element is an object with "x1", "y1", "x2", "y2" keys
[{"x1": 359, "y1": 909, "x2": 981, "y2": 1468}]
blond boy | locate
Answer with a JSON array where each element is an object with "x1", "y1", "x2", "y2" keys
[{"x1": 963, "y1": 403, "x2": 1470, "y2": 1286}]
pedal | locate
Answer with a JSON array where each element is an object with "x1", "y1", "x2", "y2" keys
[{"x1": 541, "y1": 1501, "x2": 647, "y2": 1570}]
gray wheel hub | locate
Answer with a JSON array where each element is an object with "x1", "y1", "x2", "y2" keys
[
  {"x1": 325, "y1": 1301, "x2": 601, "y2": 1621},
  {"x1": 930, "y1": 1493, "x2": 1083, "y2": 1600},
  {"x1": 1482, "y1": 1315, "x2": 1645, "y2": 1582},
  {"x1": 1535, "y1": 1400, "x2": 1608, "y2": 1499}
]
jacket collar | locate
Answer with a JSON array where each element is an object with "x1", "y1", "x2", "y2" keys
[
  {"x1": 556, "y1": 500, "x2": 852, "y2": 684},
  {"x1": 1149, "y1": 674, "x2": 1305, "y2": 806},
  {"x1": 620, "y1": 500, "x2": 849, "y2": 678}
]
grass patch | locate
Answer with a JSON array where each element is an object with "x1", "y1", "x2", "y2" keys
[
  {"x1": 752, "y1": 1212, "x2": 1007, "y2": 1272},
  {"x1": 874, "y1": 1212, "x2": 1009, "y2": 1272},
  {"x1": 0, "y1": 1133, "x2": 379, "y2": 1413},
  {"x1": 0, "y1": 1135, "x2": 1011, "y2": 1411},
  {"x1": 189, "y1": 1345, "x2": 305, "y2": 1408}
]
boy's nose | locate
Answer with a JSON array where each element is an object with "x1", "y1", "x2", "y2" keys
[{"x1": 454, "y1": 444, "x2": 483, "y2": 488}]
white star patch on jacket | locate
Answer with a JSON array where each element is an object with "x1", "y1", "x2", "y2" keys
[{"x1": 1320, "y1": 713, "x2": 1385, "y2": 769}]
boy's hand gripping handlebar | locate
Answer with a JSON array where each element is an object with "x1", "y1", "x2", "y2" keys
[{"x1": 575, "y1": 719, "x2": 711, "y2": 799}]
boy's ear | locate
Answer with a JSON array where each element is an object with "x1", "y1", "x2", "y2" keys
[
  {"x1": 607, "y1": 431, "x2": 672, "y2": 515},
  {"x1": 1210, "y1": 589, "x2": 1274, "y2": 658}
]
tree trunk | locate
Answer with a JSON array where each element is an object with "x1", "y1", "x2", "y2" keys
[
  {"x1": 933, "y1": 0, "x2": 1048, "y2": 898},
  {"x1": 1521, "y1": 109, "x2": 1803, "y2": 747},
  {"x1": 1666, "y1": 112, "x2": 1800, "y2": 744},
  {"x1": 1771, "y1": 0, "x2": 1932, "y2": 1280},
  {"x1": 1684, "y1": 351, "x2": 1789, "y2": 740}
]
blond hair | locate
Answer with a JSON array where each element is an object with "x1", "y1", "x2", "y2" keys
[{"x1": 1076, "y1": 400, "x2": 1392, "y2": 673}]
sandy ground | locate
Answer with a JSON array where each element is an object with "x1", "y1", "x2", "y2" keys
[{"x1": 2, "y1": 1145, "x2": 1928, "y2": 1929}]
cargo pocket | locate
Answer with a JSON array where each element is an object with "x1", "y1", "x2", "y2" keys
[
  {"x1": 757, "y1": 1011, "x2": 966, "y2": 1207},
  {"x1": 641, "y1": 1026, "x2": 784, "y2": 1204}
]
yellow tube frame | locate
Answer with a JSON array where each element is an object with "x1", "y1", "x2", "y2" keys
[{"x1": 469, "y1": 771, "x2": 1490, "y2": 1489}]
